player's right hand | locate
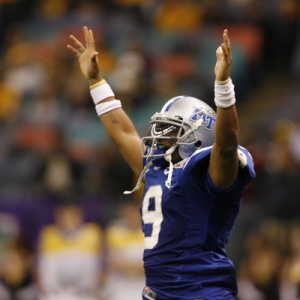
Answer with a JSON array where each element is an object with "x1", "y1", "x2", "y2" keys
[{"x1": 67, "y1": 26, "x2": 102, "y2": 84}]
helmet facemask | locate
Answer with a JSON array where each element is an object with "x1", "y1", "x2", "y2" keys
[{"x1": 142, "y1": 112, "x2": 200, "y2": 162}]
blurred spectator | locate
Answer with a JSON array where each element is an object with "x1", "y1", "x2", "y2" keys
[
  {"x1": 35, "y1": 131, "x2": 84, "y2": 198},
  {"x1": 259, "y1": 0, "x2": 300, "y2": 74},
  {"x1": 0, "y1": 69, "x2": 21, "y2": 123},
  {"x1": 113, "y1": 0, "x2": 147, "y2": 7},
  {"x1": 109, "y1": 49, "x2": 149, "y2": 109},
  {"x1": 36, "y1": 198, "x2": 106, "y2": 300},
  {"x1": 281, "y1": 223, "x2": 300, "y2": 300},
  {"x1": 33, "y1": 0, "x2": 72, "y2": 21},
  {"x1": 0, "y1": 213, "x2": 21, "y2": 266},
  {"x1": 0, "y1": 234, "x2": 37, "y2": 300},
  {"x1": 237, "y1": 221, "x2": 284, "y2": 300},
  {"x1": 4, "y1": 37, "x2": 47, "y2": 97},
  {"x1": 0, "y1": 0, "x2": 35, "y2": 53},
  {"x1": 105, "y1": 200, "x2": 145, "y2": 300},
  {"x1": 288, "y1": 118, "x2": 300, "y2": 165},
  {"x1": 254, "y1": 119, "x2": 300, "y2": 221},
  {"x1": 96, "y1": 144, "x2": 134, "y2": 206},
  {"x1": 22, "y1": 83, "x2": 65, "y2": 126},
  {"x1": 152, "y1": 0, "x2": 204, "y2": 32}
]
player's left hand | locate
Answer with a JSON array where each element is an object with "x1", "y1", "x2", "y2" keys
[{"x1": 214, "y1": 29, "x2": 232, "y2": 82}]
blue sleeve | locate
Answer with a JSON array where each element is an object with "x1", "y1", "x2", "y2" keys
[{"x1": 206, "y1": 145, "x2": 256, "y2": 200}]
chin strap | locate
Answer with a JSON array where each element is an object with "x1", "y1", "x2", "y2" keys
[
  {"x1": 123, "y1": 160, "x2": 153, "y2": 195},
  {"x1": 164, "y1": 146, "x2": 176, "y2": 188},
  {"x1": 124, "y1": 145, "x2": 177, "y2": 194}
]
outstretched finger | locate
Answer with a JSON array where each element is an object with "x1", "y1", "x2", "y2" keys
[
  {"x1": 66, "y1": 44, "x2": 81, "y2": 58},
  {"x1": 69, "y1": 35, "x2": 85, "y2": 53},
  {"x1": 220, "y1": 43, "x2": 228, "y2": 58},
  {"x1": 83, "y1": 26, "x2": 95, "y2": 49},
  {"x1": 83, "y1": 26, "x2": 89, "y2": 43},
  {"x1": 223, "y1": 29, "x2": 231, "y2": 53},
  {"x1": 88, "y1": 29, "x2": 95, "y2": 45}
]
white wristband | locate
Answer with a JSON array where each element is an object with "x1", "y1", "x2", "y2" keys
[
  {"x1": 214, "y1": 79, "x2": 236, "y2": 108},
  {"x1": 90, "y1": 83, "x2": 115, "y2": 105},
  {"x1": 95, "y1": 100, "x2": 122, "y2": 116}
]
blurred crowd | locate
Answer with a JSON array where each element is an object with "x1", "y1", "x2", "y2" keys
[{"x1": 1, "y1": 0, "x2": 300, "y2": 299}]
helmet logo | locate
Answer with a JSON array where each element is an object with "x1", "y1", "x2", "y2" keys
[{"x1": 190, "y1": 107, "x2": 216, "y2": 130}]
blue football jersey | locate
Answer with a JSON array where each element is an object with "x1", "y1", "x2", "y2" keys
[{"x1": 140, "y1": 145, "x2": 255, "y2": 300}]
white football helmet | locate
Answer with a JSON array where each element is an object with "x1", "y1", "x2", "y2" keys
[{"x1": 142, "y1": 95, "x2": 216, "y2": 160}]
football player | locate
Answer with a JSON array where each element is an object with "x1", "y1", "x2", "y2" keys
[{"x1": 67, "y1": 26, "x2": 255, "y2": 300}]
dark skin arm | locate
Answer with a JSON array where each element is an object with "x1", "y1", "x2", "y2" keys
[
  {"x1": 67, "y1": 27, "x2": 143, "y2": 177},
  {"x1": 208, "y1": 29, "x2": 239, "y2": 189}
]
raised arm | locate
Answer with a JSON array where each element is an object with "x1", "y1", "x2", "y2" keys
[
  {"x1": 208, "y1": 29, "x2": 239, "y2": 189},
  {"x1": 67, "y1": 26, "x2": 143, "y2": 177}
]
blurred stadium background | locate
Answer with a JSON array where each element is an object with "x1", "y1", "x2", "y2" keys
[{"x1": 1, "y1": 0, "x2": 300, "y2": 299}]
